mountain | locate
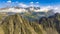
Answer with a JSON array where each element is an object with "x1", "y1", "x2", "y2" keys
[
  {"x1": 0, "y1": 7, "x2": 59, "y2": 34},
  {"x1": 39, "y1": 13, "x2": 60, "y2": 34},
  {"x1": 0, "y1": 7, "x2": 55, "y2": 18},
  {"x1": 0, "y1": 14, "x2": 47, "y2": 34},
  {"x1": 0, "y1": 13, "x2": 60, "y2": 34}
]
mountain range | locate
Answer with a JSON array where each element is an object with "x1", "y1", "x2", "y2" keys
[
  {"x1": 0, "y1": 13, "x2": 60, "y2": 34},
  {"x1": 0, "y1": 6, "x2": 60, "y2": 34}
]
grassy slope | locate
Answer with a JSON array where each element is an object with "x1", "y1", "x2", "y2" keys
[{"x1": 0, "y1": 14, "x2": 47, "y2": 34}]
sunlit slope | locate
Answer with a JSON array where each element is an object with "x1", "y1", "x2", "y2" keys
[
  {"x1": 0, "y1": 27, "x2": 4, "y2": 34},
  {"x1": 0, "y1": 14, "x2": 47, "y2": 34}
]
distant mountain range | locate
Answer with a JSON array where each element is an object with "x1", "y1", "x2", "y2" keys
[
  {"x1": 0, "y1": 6, "x2": 53, "y2": 13},
  {"x1": 0, "y1": 6, "x2": 55, "y2": 17}
]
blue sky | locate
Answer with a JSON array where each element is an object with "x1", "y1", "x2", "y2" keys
[
  {"x1": 0, "y1": 0, "x2": 60, "y2": 8},
  {"x1": 0, "y1": 0, "x2": 60, "y2": 4}
]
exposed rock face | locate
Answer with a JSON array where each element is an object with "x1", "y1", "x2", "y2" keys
[
  {"x1": 39, "y1": 13, "x2": 60, "y2": 34},
  {"x1": 0, "y1": 14, "x2": 47, "y2": 34}
]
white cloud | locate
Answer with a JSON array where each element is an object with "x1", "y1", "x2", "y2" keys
[
  {"x1": 0, "y1": 2, "x2": 60, "y2": 13},
  {"x1": 18, "y1": 3, "x2": 28, "y2": 8},
  {"x1": 54, "y1": 7, "x2": 58, "y2": 10},
  {"x1": 36, "y1": 2, "x2": 39, "y2": 3},
  {"x1": 30, "y1": 2, "x2": 33, "y2": 4},
  {"x1": 7, "y1": 0, "x2": 12, "y2": 3},
  {"x1": 40, "y1": 5, "x2": 60, "y2": 13}
]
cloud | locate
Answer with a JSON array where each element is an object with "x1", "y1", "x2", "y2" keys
[
  {"x1": 0, "y1": 1, "x2": 60, "y2": 13},
  {"x1": 54, "y1": 7, "x2": 60, "y2": 13},
  {"x1": 40, "y1": 5, "x2": 60, "y2": 13},
  {"x1": 30, "y1": 2, "x2": 34, "y2": 4},
  {"x1": 18, "y1": 2, "x2": 40, "y2": 7},
  {"x1": 7, "y1": 0, "x2": 12, "y2": 3},
  {"x1": 18, "y1": 3, "x2": 28, "y2": 8},
  {"x1": 36, "y1": 2, "x2": 39, "y2": 3}
]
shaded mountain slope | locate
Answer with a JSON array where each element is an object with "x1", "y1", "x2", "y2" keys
[{"x1": 39, "y1": 13, "x2": 60, "y2": 34}]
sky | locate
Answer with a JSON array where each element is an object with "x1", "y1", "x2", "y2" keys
[
  {"x1": 0, "y1": 0, "x2": 60, "y2": 4},
  {"x1": 0, "y1": 0, "x2": 60, "y2": 8},
  {"x1": 0, "y1": 0, "x2": 60, "y2": 13}
]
